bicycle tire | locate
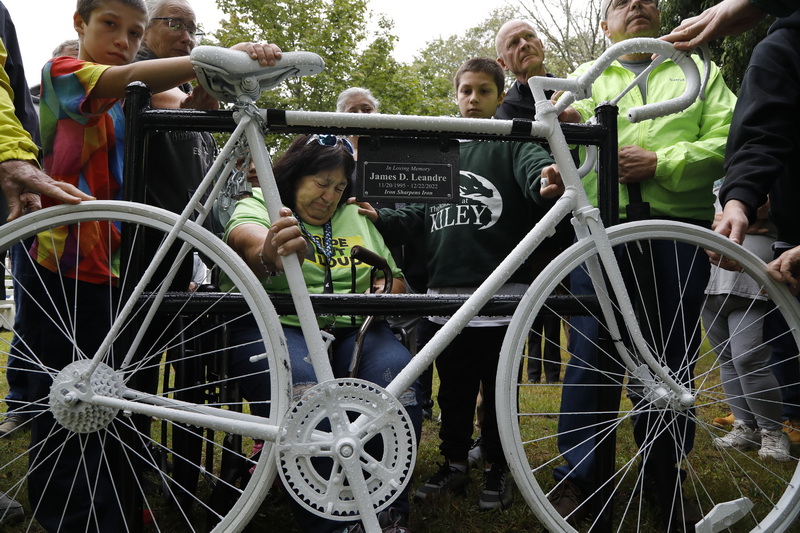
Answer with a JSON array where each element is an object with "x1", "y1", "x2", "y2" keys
[
  {"x1": 497, "y1": 220, "x2": 800, "y2": 532},
  {"x1": 0, "y1": 201, "x2": 290, "y2": 532}
]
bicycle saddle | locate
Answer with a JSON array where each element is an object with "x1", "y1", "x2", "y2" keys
[{"x1": 191, "y1": 46, "x2": 325, "y2": 103}]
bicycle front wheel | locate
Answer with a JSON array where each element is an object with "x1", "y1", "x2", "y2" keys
[
  {"x1": 0, "y1": 201, "x2": 290, "y2": 532},
  {"x1": 498, "y1": 220, "x2": 800, "y2": 532}
]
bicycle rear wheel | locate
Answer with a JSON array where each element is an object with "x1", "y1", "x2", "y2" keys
[
  {"x1": 497, "y1": 221, "x2": 800, "y2": 532},
  {"x1": 0, "y1": 201, "x2": 290, "y2": 532}
]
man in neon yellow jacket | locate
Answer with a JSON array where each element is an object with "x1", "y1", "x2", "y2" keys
[
  {"x1": 567, "y1": 51, "x2": 735, "y2": 222},
  {"x1": 548, "y1": 0, "x2": 736, "y2": 529}
]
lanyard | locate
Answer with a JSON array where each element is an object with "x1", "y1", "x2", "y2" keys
[{"x1": 294, "y1": 213, "x2": 334, "y2": 294}]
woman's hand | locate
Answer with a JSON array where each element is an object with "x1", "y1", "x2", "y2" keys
[
  {"x1": 370, "y1": 277, "x2": 406, "y2": 295},
  {"x1": 181, "y1": 85, "x2": 220, "y2": 111},
  {"x1": 265, "y1": 208, "x2": 307, "y2": 269},
  {"x1": 228, "y1": 207, "x2": 307, "y2": 278}
]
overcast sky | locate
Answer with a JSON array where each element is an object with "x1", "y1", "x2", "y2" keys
[{"x1": 5, "y1": 0, "x2": 515, "y2": 87}]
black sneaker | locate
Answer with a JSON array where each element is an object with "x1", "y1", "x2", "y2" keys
[
  {"x1": 334, "y1": 525, "x2": 364, "y2": 533},
  {"x1": 0, "y1": 491, "x2": 24, "y2": 525},
  {"x1": 548, "y1": 478, "x2": 589, "y2": 526},
  {"x1": 414, "y1": 461, "x2": 470, "y2": 501},
  {"x1": 467, "y1": 435, "x2": 484, "y2": 466},
  {"x1": 378, "y1": 507, "x2": 411, "y2": 532},
  {"x1": 641, "y1": 478, "x2": 703, "y2": 532},
  {"x1": 478, "y1": 463, "x2": 514, "y2": 511}
]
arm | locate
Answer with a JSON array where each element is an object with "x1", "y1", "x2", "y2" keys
[
  {"x1": 662, "y1": 0, "x2": 768, "y2": 50},
  {"x1": 511, "y1": 141, "x2": 557, "y2": 205},
  {"x1": 151, "y1": 84, "x2": 220, "y2": 110},
  {"x1": 647, "y1": 60, "x2": 735, "y2": 196},
  {"x1": 371, "y1": 203, "x2": 426, "y2": 246},
  {"x1": 718, "y1": 35, "x2": 798, "y2": 240},
  {"x1": 0, "y1": 41, "x2": 92, "y2": 219},
  {"x1": 226, "y1": 207, "x2": 307, "y2": 277},
  {"x1": 91, "y1": 43, "x2": 281, "y2": 99}
]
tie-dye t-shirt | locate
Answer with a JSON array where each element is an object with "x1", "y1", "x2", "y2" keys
[{"x1": 32, "y1": 56, "x2": 123, "y2": 285}]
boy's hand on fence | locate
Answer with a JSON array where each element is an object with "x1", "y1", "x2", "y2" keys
[
  {"x1": 540, "y1": 164, "x2": 564, "y2": 199},
  {"x1": 231, "y1": 42, "x2": 282, "y2": 66},
  {"x1": 347, "y1": 197, "x2": 379, "y2": 222}
]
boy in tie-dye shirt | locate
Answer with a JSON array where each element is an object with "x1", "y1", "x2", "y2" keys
[{"x1": 21, "y1": 0, "x2": 282, "y2": 529}]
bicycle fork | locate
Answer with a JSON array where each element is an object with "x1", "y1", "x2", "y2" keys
[{"x1": 573, "y1": 207, "x2": 696, "y2": 411}]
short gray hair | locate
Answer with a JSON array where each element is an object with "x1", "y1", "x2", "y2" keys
[
  {"x1": 52, "y1": 39, "x2": 79, "y2": 58},
  {"x1": 336, "y1": 87, "x2": 379, "y2": 113},
  {"x1": 145, "y1": 0, "x2": 191, "y2": 23}
]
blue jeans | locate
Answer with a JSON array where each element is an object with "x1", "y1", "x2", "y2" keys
[
  {"x1": 554, "y1": 238, "x2": 708, "y2": 490},
  {"x1": 230, "y1": 319, "x2": 421, "y2": 533},
  {"x1": 4, "y1": 242, "x2": 32, "y2": 417}
]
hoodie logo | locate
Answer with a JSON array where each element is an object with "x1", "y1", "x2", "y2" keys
[{"x1": 429, "y1": 171, "x2": 502, "y2": 231}]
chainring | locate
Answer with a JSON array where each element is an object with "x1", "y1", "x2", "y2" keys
[{"x1": 276, "y1": 378, "x2": 416, "y2": 521}]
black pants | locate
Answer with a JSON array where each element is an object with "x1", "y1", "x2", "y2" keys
[{"x1": 432, "y1": 320, "x2": 508, "y2": 466}]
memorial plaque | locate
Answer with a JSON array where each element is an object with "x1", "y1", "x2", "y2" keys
[{"x1": 356, "y1": 137, "x2": 460, "y2": 203}]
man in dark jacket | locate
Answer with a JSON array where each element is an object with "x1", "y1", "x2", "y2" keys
[
  {"x1": 714, "y1": 9, "x2": 800, "y2": 446},
  {"x1": 495, "y1": 19, "x2": 556, "y2": 119}
]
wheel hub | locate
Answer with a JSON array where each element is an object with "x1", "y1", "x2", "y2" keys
[{"x1": 49, "y1": 360, "x2": 123, "y2": 433}]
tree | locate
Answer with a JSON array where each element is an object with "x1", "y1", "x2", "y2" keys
[
  {"x1": 408, "y1": 6, "x2": 518, "y2": 117},
  {"x1": 513, "y1": 0, "x2": 607, "y2": 76},
  {"x1": 213, "y1": 0, "x2": 406, "y2": 113}
]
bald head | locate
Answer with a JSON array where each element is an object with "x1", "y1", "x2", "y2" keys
[{"x1": 496, "y1": 19, "x2": 546, "y2": 84}]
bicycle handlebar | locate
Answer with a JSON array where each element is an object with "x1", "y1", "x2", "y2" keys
[{"x1": 530, "y1": 37, "x2": 703, "y2": 124}]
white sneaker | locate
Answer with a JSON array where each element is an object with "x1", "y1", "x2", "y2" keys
[
  {"x1": 758, "y1": 429, "x2": 792, "y2": 462},
  {"x1": 713, "y1": 420, "x2": 760, "y2": 451}
]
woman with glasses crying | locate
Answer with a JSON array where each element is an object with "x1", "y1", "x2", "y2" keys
[{"x1": 222, "y1": 134, "x2": 420, "y2": 533}]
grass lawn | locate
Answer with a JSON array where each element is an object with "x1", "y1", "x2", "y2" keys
[{"x1": 2, "y1": 328, "x2": 800, "y2": 532}]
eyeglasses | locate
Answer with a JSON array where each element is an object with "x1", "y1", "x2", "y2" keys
[
  {"x1": 152, "y1": 17, "x2": 205, "y2": 38},
  {"x1": 606, "y1": 0, "x2": 658, "y2": 16},
  {"x1": 306, "y1": 134, "x2": 355, "y2": 156}
]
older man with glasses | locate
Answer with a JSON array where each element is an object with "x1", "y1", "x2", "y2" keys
[
  {"x1": 134, "y1": 0, "x2": 217, "y2": 286},
  {"x1": 547, "y1": 0, "x2": 737, "y2": 529}
]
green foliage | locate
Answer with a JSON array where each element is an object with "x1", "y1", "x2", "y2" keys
[
  {"x1": 407, "y1": 6, "x2": 519, "y2": 117},
  {"x1": 513, "y1": 0, "x2": 607, "y2": 76},
  {"x1": 214, "y1": 0, "x2": 372, "y2": 112},
  {"x1": 659, "y1": 0, "x2": 774, "y2": 92}
]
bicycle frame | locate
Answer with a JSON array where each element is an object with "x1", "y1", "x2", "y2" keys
[{"x1": 53, "y1": 37, "x2": 708, "y2": 530}]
